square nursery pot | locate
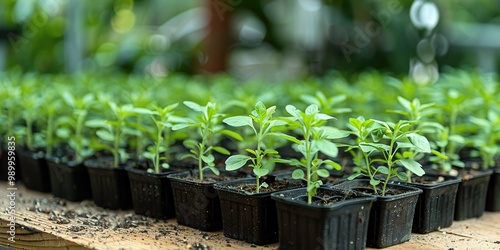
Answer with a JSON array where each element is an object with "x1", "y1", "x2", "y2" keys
[
  {"x1": 47, "y1": 157, "x2": 92, "y2": 202},
  {"x1": 85, "y1": 159, "x2": 132, "y2": 210},
  {"x1": 126, "y1": 167, "x2": 183, "y2": 219},
  {"x1": 454, "y1": 169, "x2": 493, "y2": 220},
  {"x1": 332, "y1": 179, "x2": 422, "y2": 248},
  {"x1": 19, "y1": 150, "x2": 51, "y2": 192},
  {"x1": 168, "y1": 169, "x2": 238, "y2": 231},
  {"x1": 271, "y1": 187, "x2": 376, "y2": 250},
  {"x1": 1, "y1": 148, "x2": 21, "y2": 181},
  {"x1": 213, "y1": 177, "x2": 304, "y2": 245},
  {"x1": 486, "y1": 168, "x2": 500, "y2": 211},
  {"x1": 406, "y1": 173, "x2": 461, "y2": 234}
]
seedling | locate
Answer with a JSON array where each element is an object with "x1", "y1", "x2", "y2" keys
[
  {"x1": 224, "y1": 101, "x2": 299, "y2": 193},
  {"x1": 139, "y1": 103, "x2": 179, "y2": 174},
  {"x1": 172, "y1": 101, "x2": 237, "y2": 181},
  {"x1": 468, "y1": 110, "x2": 500, "y2": 170},
  {"x1": 86, "y1": 102, "x2": 143, "y2": 167},
  {"x1": 284, "y1": 104, "x2": 349, "y2": 204},
  {"x1": 346, "y1": 117, "x2": 431, "y2": 196},
  {"x1": 56, "y1": 92, "x2": 96, "y2": 163}
]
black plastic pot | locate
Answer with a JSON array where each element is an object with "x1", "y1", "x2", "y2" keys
[
  {"x1": 486, "y1": 168, "x2": 500, "y2": 211},
  {"x1": 454, "y1": 169, "x2": 493, "y2": 220},
  {"x1": 407, "y1": 174, "x2": 461, "y2": 234},
  {"x1": 85, "y1": 159, "x2": 132, "y2": 210},
  {"x1": 126, "y1": 167, "x2": 182, "y2": 219},
  {"x1": 0, "y1": 148, "x2": 21, "y2": 181},
  {"x1": 332, "y1": 179, "x2": 422, "y2": 248},
  {"x1": 19, "y1": 150, "x2": 51, "y2": 192},
  {"x1": 271, "y1": 187, "x2": 376, "y2": 250},
  {"x1": 47, "y1": 157, "x2": 92, "y2": 202},
  {"x1": 168, "y1": 169, "x2": 236, "y2": 231},
  {"x1": 214, "y1": 177, "x2": 304, "y2": 245}
]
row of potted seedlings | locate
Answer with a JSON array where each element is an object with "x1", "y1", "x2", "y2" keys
[{"x1": 0, "y1": 70, "x2": 499, "y2": 249}]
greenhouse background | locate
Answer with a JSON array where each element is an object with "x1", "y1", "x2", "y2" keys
[
  {"x1": 1, "y1": 0, "x2": 499, "y2": 81},
  {"x1": 1, "y1": 1, "x2": 500, "y2": 250}
]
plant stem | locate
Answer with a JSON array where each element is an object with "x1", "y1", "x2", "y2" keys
[
  {"x1": 113, "y1": 127, "x2": 120, "y2": 167},
  {"x1": 46, "y1": 111, "x2": 54, "y2": 156},
  {"x1": 199, "y1": 143, "x2": 205, "y2": 181},
  {"x1": 26, "y1": 117, "x2": 33, "y2": 152},
  {"x1": 154, "y1": 125, "x2": 162, "y2": 173},
  {"x1": 75, "y1": 111, "x2": 85, "y2": 163}
]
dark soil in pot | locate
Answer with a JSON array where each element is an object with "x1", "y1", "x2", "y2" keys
[
  {"x1": 454, "y1": 168, "x2": 493, "y2": 221},
  {"x1": 47, "y1": 156, "x2": 92, "y2": 202},
  {"x1": 126, "y1": 163, "x2": 187, "y2": 219},
  {"x1": 271, "y1": 187, "x2": 376, "y2": 250},
  {"x1": 486, "y1": 168, "x2": 500, "y2": 211},
  {"x1": 331, "y1": 179, "x2": 422, "y2": 248},
  {"x1": 406, "y1": 173, "x2": 461, "y2": 234},
  {"x1": 214, "y1": 176, "x2": 304, "y2": 245},
  {"x1": 85, "y1": 158, "x2": 132, "y2": 210},
  {"x1": 19, "y1": 150, "x2": 51, "y2": 192},
  {"x1": 168, "y1": 169, "x2": 241, "y2": 231}
]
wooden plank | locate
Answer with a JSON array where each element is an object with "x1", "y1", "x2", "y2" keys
[{"x1": 0, "y1": 182, "x2": 499, "y2": 250}]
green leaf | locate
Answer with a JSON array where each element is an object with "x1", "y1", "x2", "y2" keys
[
  {"x1": 209, "y1": 166, "x2": 220, "y2": 176},
  {"x1": 322, "y1": 160, "x2": 341, "y2": 170},
  {"x1": 285, "y1": 105, "x2": 299, "y2": 118},
  {"x1": 371, "y1": 127, "x2": 386, "y2": 142},
  {"x1": 221, "y1": 129, "x2": 243, "y2": 141},
  {"x1": 253, "y1": 168, "x2": 269, "y2": 177},
  {"x1": 377, "y1": 166, "x2": 389, "y2": 174},
  {"x1": 349, "y1": 117, "x2": 362, "y2": 131},
  {"x1": 161, "y1": 163, "x2": 170, "y2": 169},
  {"x1": 317, "y1": 139, "x2": 338, "y2": 157},
  {"x1": 183, "y1": 101, "x2": 203, "y2": 112},
  {"x1": 267, "y1": 132, "x2": 301, "y2": 144},
  {"x1": 408, "y1": 134, "x2": 431, "y2": 153},
  {"x1": 322, "y1": 127, "x2": 350, "y2": 139},
  {"x1": 399, "y1": 159, "x2": 425, "y2": 176},
  {"x1": 347, "y1": 173, "x2": 362, "y2": 180},
  {"x1": 201, "y1": 154, "x2": 215, "y2": 164},
  {"x1": 316, "y1": 169, "x2": 330, "y2": 178},
  {"x1": 96, "y1": 129, "x2": 115, "y2": 142},
  {"x1": 223, "y1": 116, "x2": 253, "y2": 128},
  {"x1": 397, "y1": 172, "x2": 408, "y2": 181},
  {"x1": 305, "y1": 104, "x2": 319, "y2": 116},
  {"x1": 397, "y1": 96, "x2": 412, "y2": 111},
  {"x1": 213, "y1": 146, "x2": 230, "y2": 155},
  {"x1": 171, "y1": 123, "x2": 191, "y2": 131},
  {"x1": 85, "y1": 119, "x2": 108, "y2": 128},
  {"x1": 370, "y1": 179, "x2": 380, "y2": 186},
  {"x1": 225, "y1": 155, "x2": 251, "y2": 171},
  {"x1": 315, "y1": 113, "x2": 333, "y2": 121},
  {"x1": 292, "y1": 169, "x2": 305, "y2": 179},
  {"x1": 431, "y1": 149, "x2": 448, "y2": 159}
]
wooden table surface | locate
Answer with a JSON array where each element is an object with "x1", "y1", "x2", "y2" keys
[{"x1": 0, "y1": 182, "x2": 499, "y2": 250}]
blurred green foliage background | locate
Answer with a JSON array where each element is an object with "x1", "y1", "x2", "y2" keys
[{"x1": 0, "y1": 0, "x2": 499, "y2": 80}]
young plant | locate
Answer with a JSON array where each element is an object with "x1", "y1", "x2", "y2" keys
[
  {"x1": 42, "y1": 93, "x2": 62, "y2": 157},
  {"x1": 19, "y1": 92, "x2": 42, "y2": 152},
  {"x1": 427, "y1": 125, "x2": 465, "y2": 173},
  {"x1": 468, "y1": 110, "x2": 500, "y2": 170},
  {"x1": 140, "y1": 103, "x2": 179, "y2": 174},
  {"x1": 347, "y1": 117, "x2": 431, "y2": 196},
  {"x1": 172, "y1": 101, "x2": 237, "y2": 181},
  {"x1": 223, "y1": 101, "x2": 298, "y2": 193},
  {"x1": 86, "y1": 102, "x2": 142, "y2": 167},
  {"x1": 56, "y1": 92, "x2": 96, "y2": 163},
  {"x1": 387, "y1": 96, "x2": 438, "y2": 182},
  {"x1": 284, "y1": 104, "x2": 349, "y2": 204}
]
